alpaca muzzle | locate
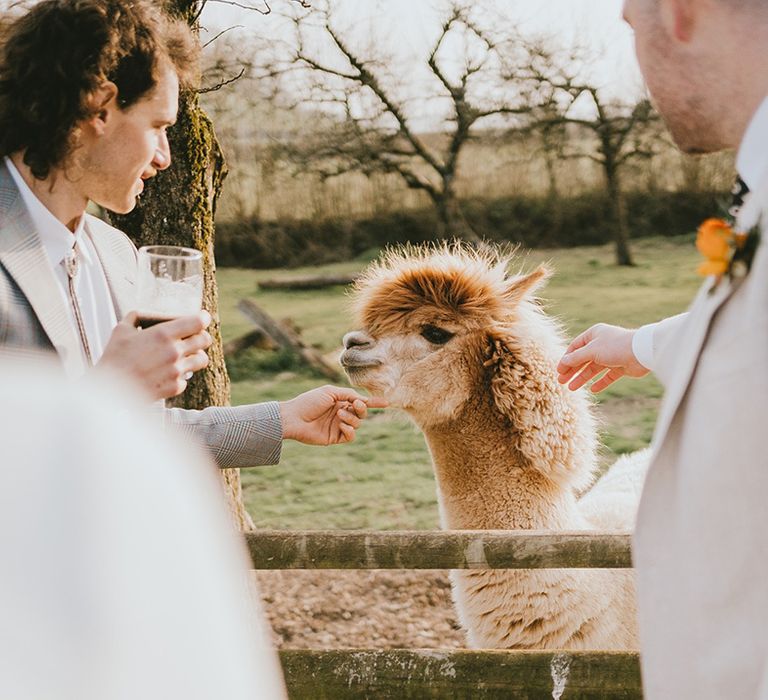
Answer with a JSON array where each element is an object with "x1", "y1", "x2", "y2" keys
[
  {"x1": 339, "y1": 348, "x2": 382, "y2": 370},
  {"x1": 340, "y1": 331, "x2": 383, "y2": 370}
]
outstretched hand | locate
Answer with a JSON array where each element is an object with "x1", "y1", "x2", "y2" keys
[
  {"x1": 279, "y1": 385, "x2": 388, "y2": 445},
  {"x1": 557, "y1": 323, "x2": 649, "y2": 393}
]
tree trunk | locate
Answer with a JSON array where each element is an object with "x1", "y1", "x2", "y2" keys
[
  {"x1": 543, "y1": 150, "x2": 563, "y2": 237},
  {"x1": 435, "y1": 189, "x2": 480, "y2": 243},
  {"x1": 110, "y1": 0, "x2": 253, "y2": 531},
  {"x1": 544, "y1": 152, "x2": 559, "y2": 201},
  {"x1": 605, "y1": 164, "x2": 634, "y2": 267}
]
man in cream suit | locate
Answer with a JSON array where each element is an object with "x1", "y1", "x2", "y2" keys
[
  {"x1": 557, "y1": 0, "x2": 768, "y2": 697},
  {"x1": 0, "y1": 0, "x2": 383, "y2": 468},
  {"x1": 0, "y1": 358, "x2": 287, "y2": 699}
]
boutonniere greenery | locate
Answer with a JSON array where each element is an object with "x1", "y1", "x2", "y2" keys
[{"x1": 696, "y1": 217, "x2": 761, "y2": 286}]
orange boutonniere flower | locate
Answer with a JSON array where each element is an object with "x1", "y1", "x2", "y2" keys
[
  {"x1": 696, "y1": 218, "x2": 743, "y2": 277},
  {"x1": 696, "y1": 218, "x2": 754, "y2": 282}
]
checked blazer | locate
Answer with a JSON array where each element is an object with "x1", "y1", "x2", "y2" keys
[{"x1": 0, "y1": 160, "x2": 282, "y2": 468}]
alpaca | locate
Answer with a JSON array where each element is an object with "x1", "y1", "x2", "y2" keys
[{"x1": 340, "y1": 244, "x2": 649, "y2": 650}]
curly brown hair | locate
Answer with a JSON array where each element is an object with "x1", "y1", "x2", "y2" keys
[{"x1": 0, "y1": 0, "x2": 199, "y2": 179}]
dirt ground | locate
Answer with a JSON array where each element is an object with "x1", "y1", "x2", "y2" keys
[{"x1": 255, "y1": 570, "x2": 466, "y2": 649}]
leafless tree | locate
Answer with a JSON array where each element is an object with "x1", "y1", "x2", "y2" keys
[
  {"x1": 518, "y1": 43, "x2": 665, "y2": 266},
  {"x1": 255, "y1": 1, "x2": 553, "y2": 242}
]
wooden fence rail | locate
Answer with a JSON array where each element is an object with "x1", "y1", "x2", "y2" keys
[
  {"x1": 278, "y1": 649, "x2": 642, "y2": 699},
  {"x1": 252, "y1": 530, "x2": 642, "y2": 698},
  {"x1": 246, "y1": 529, "x2": 633, "y2": 570}
]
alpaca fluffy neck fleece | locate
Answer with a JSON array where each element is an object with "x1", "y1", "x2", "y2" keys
[{"x1": 422, "y1": 399, "x2": 588, "y2": 531}]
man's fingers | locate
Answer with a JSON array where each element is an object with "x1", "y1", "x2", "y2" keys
[
  {"x1": 162, "y1": 376, "x2": 188, "y2": 399},
  {"x1": 151, "y1": 312, "x2": 209, "y2": 339},
  {"x1": 590, "y1": 368, "x2": 625, "y2": 393},
  {"x1": 324, "y1": 386, "x2": 366, "y2": 402},
  {"x1": 338, "y1": 408, "x2": 361, "y2": 429},
  {"x1": 182, "y1": 349, "x2": 209, "y2": 374},
  {"x1": 557, "y1": 343, "x2": 596, "y2": 373},
  {"x1": 338, "y1": 422, "x2": 355, "y2": 443},
  {"x1": 179, "y1": 331, "x2": 212, "y2": 356},
  {"x1": 363, "y1": 396, "x2": 389, "y2": 409},
  {"x1": 123, "y1": 311, "x2": 139, "y2": 328},
  {"x1": 349, "y1": 399, "x2": 367, "y2": 420},
  {"x1": 562, "y1": 328, "x2": 595, "y2": 357},
  {"x1": 324, "y1": 386, "x2": 388, "y2": 409},
  {"x1": 557, "y1": 366, "x2": 581, "y2": 385},
  {"x1": 566, "y1": 362, "x2": 606, "y2": 391}
]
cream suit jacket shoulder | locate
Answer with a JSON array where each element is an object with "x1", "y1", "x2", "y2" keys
[
  {"x1": 633, "y1": 174, "x2": 768, "y2": 700},
  {"x1": 0, "y1": 161, "x2": 282, "y2": 468}
]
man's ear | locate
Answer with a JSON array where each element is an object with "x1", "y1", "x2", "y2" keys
[
  {"x1": 503, "y1": 264, "x2": 551, "y2": 306},
  {"x1": 660, "y1": 0, "x2": 697, "y2": 43},
  {"x1": 82, "y1": 81, "x2": 119, "y2": 136}
]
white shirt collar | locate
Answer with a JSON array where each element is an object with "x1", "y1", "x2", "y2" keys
[
  {"x1": 737, "y1": 96, "x2": 768, "y2": 192},
  {"x1": 4, "y1": 156, "x2": 89, "y2": 268}
]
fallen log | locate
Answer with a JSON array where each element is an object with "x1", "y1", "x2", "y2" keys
[
  {"x1": 237, "y1": 299, "x2": 343, "y2": 382},
  {"x1": 222, "y1": 328, "x2": 277, "y2": 357},
  {"x1": 257, "y1": 273, "x2": 359, "y2": 291}
]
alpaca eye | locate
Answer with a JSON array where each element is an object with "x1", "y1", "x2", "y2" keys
[{"x1": 420, "y1": 324, "x2": 454, "y2": 345}]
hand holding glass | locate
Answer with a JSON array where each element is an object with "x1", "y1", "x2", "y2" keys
[{"x1": 135, "y1": 246, "x2": 203, "y2": 329}]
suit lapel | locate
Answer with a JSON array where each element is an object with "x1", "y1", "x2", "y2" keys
[
  {"x1": 0, "y1": 162, "x2": 85, "y2": 376},
  {"x1": 650, "y1": 278, "x2": 736, "y2": 450},
  {"x1": 84, "y1": 216, "x2": 136, "y2": 319},
  {"x1": 651, "y1": 173, "x2": 768, "y2": 453}
]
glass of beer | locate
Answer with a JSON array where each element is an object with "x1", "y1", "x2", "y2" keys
[{"x1": 135, "y1": 246, "x2": 203, "y2": 329}]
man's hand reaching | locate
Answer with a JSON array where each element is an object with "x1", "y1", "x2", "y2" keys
[
  {"x1": 279, "y1": 386, "x2": 388, "y2": 445},
  {"x1": 557, "y1": 323, "x2": 649, "y2": 393}
]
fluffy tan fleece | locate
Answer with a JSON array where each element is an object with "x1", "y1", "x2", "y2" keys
[{"x1": 345, "y1": 243, "x2": 643, "y2": 649}]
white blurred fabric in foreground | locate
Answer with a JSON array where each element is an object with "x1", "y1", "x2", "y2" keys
[{"x1": 0, "y1": 356, "x2": 286, "y2": 700}]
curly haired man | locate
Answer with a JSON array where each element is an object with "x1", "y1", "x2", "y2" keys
[{"x1": 0, "y1": 0, "x2": 384, "y2": 466}]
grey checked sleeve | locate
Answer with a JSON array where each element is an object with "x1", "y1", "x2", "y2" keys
[{"x1": 164, "y1": 402, "x2": 283, "y2": 468}]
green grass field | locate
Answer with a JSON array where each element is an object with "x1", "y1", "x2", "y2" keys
[{"x1": 217, "y1": 237, "x2": 702, "y2": 530}]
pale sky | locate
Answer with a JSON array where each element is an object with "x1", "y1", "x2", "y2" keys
[
  {"x1": 201, "y1": 0, "x2": 644, "y2": 127},
  {"x1": 202, "y1": 0, "x2": 640, "y2": 85}
]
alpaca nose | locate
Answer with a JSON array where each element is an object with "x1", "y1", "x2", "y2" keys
[{"x1": 343, "y1": 331, "x2": 373, "y2": 350}]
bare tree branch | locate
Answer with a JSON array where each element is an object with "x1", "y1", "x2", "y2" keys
[
  {"x1": 513, "y1": 40, "x2": 665, "y2": 265},
  {"x1": 199, "y1": 66, "x2": 246, "y2": 93},
  {"x1": 207, "y1": 0, "x2": 271, "y2": 13},
  {"x1": 322, "y1": 22, "x2": 444, "y2": 174},
  {"x1": 427, "y1": 9, "x2": 462, "y2": 98},
  {"x1": 202, "y1": 24, "x2": 244, "y2": 48},
  {"x1": 251, "y1": 1, "x2": 558, "y2": 241}
]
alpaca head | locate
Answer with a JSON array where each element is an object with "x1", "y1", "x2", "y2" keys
[
  {"x1": 341, "y1": 243, "x2": 553, "y2": 425},
  {"x1": 341, "y1": 243, "x2": 597, "y2": 490}
]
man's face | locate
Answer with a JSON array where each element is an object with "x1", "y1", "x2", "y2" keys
[
  {"x1": 80, "y1": 62, "x2": 179, "y2": 214},
  {"x1": 623, "y1": 0, "x2": 723, "y2": 153}
]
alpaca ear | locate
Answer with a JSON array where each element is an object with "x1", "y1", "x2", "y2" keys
[
  {"x1": 485, "y1": 328, "x2": 595, "y2": 490},
  {"x1": 504, "y1": 265, "x2": 552, "y2": 305}
]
